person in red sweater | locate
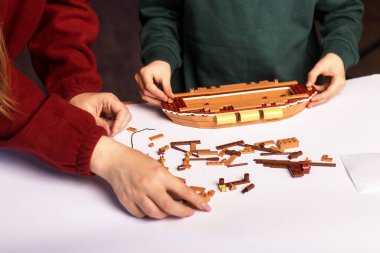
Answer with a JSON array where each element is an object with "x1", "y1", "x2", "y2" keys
[{"x1": 0, "y1": 0, "x2": 210, "y2": 219}]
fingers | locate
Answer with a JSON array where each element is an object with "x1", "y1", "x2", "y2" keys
[
  {"x1": 139, "y1": 90, "x2": 163, "y2": 105},
  {"x1": 119, "y1": 195, "x2": 146, "y2": 219},
  {"x1": 306, "y1": 53, "x2": 346, "y2": 108},
  {"x1": 96, "y1": 117, "x2": 111, "y2": 136},
  {"x1": 136, "y1": 196, "x2": 168, "y2": 219},
  {"x1": 161, "y1": 74, "x2": 175, "y2": 99},
  {"x1": 151, "y1": 190, "x2": 195, "y2": 218},
  {"x1": 167, "y1": 178, "x2": 211, "y2": 213},
  {"x1": 108, "y1": 99, "x2": 132, "y2": 136},
  {"x1": 308, "y1": 77, "x2": 346, "y2": 108},
  {"x1": 135, "y1": 61, "x2": 173, "y2": 103},
  {"x1": 135, "y1": 71, "x2": 168, "y2": 102},
  {"x1": 306, "y1": 62, "x2": 324, "y2": 87}
]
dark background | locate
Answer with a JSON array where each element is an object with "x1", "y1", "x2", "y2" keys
[{"x1": 16, "y1": 0, "x2": 380, "y2": 102}]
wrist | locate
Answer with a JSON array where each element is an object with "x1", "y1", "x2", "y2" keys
[{"x1": 90, "y1": 136, "x2": 120, "y2": 179}]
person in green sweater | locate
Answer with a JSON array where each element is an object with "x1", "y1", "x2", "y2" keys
[{"x1": 135, "y1": 0, "x2": 363, "y2": 108}]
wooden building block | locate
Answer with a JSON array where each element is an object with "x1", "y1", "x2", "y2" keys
[
  {"x1": 126, "y1": 127, "x2": 137, "y2": 132},
  {"x1": 321, "y1": 154, "x2": 333, "y2": 162},
  {"x1": 254, "y1": 140, "x2": 275, "y2": 146},
  {"x1": 229, "y1": 184, "x2": 237, "y2": 191},
  {"x1": 224, "y1": 150, "x2": 242, "y2": 156},
  {"x1": 227, "y1": 163, "x2": 248, "y2": 168},
  {"x1": 216, "y1": 140, "x2": 245, "y2": 150},
  {"x1": 207, "y1": 161, "x2": 224, "y2": 166},
  {"x1": 241, "y1": 146, "x2": 255, "y2": 154},
  {"x1": 197, "y1": 150, "x2": 219, "y2": 156},
  {"x1": 158, "y1": 145, "x2": 170, "y2": 155},
  {"x1": 242, "y1": 183, "x2": 255, "y2": 194},
  {"x1": 276, "y1": 137, "x2": 299, "y2": 149},
  {"x1": 149, "y1": 134, "x2": 164, "y2": 141},
  {"x1": 225, "y1": 155, "x2": 238, "y2": 166}
]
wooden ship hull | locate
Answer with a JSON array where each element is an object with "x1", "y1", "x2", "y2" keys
[{"x1": 161, "y1": 80, "x2": 317, "y2": 128}]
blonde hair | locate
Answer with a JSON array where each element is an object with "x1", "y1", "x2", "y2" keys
[{"x1": 0, "y1": 28, "x2": 16, "y2": 119}]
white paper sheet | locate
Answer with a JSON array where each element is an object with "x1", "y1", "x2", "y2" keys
[{"x1": 341, "y1": 153, "x2": 380, "y2": 192}]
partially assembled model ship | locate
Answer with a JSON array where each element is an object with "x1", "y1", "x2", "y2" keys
[{"x1": 161, "y1": 80, "x2": 317, "y2": 128}]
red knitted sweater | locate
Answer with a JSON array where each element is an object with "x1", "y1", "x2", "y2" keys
[{"x1": 0, "y1": 0, "x2": 106, "y2": 175}]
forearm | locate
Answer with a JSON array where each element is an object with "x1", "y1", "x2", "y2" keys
[
  {"x1": 0, "y1": 66, "x2": 106, "y2": 175},
  {"x1": 28, "y1": 0, "x2": 102, "y2": 101},
  {"x1": 139, "y1": 0, "x2": 183, "y2": 72},
  {"x1": 317, "y1": 0, "x2": 364, "y2": 70}
]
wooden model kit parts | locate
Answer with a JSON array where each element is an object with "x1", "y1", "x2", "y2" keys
[
  {"x1": 224, "y1": 150, "x2": 242, "y2": 156},
  {"x1": 225, "y1": 155, "x2": 238, "y2": 166},
  {"x1": 288, "y1": 151, "x2": 303, "y2": 159},
  {"x1": 321, "y1": 154, "x2": 333, "y2": 162},
  {"x1": 127, "y1": 127, "x2": 137, "y2": 132},
  {"x1": 189, "y1": 186, "x2": 215, "y2": 202},
  {"x1": 241, "y1": 146, "x2": 255, "y2": 154},
  {"x1": 253, "y1": 158, "x2": 335, "y2": 178},
  {"x1": 216, "y1": 140, "x2": 245, "y2": 150},
  {"x1": 170, "y1": 140, "x2": 201, "y2": 147},
  {"x1": 197, "y1": 150, "x2": 219, "y2": 156},
  {"x1": 218, "y1": 173, "x2": 252, "y2": 192},
  {"x1": 276, "y1": 137, "x2": 299, "y2": 150},
  {"x1": 158, "y1": 145, "x2": 170, "y2": 155},
  {"x1": 259, "y1": 150, "x2": 303, "y2": 159},
  {"x1": 190, "y1": 157, "x2": 220, "y2": 161},
  {"x1": 178, "y1": 153, "x2": 192, "y2": 171},
  {"x1": 248, "y1": 143, "x2": 284, "y2": 153},
  {"x1": 227, "y1": 163, "x2": 248, "y2": 168},
  {"x1": 220, "y1": 173, "x2": 250, "y2": 187},
  {"x1": 242, "y1": 183, "x2": 255, "y2": 194},
  {"x1": 149, "y1": 134, "x2": 164, "y2": 141},
  {"x1": 254, "y1": 140, "x2": 275, "y2": 146},
  {"x1": 207, "y1": 161, "x2": 224, "y2": 166}
]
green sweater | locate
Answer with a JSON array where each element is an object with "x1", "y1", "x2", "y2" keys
[{"x1": 140, "y1": 0, "x2": 363, "y2": 93}]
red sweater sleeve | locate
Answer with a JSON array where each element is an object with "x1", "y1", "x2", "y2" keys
[
  {"x1": 0, "y1": 64, "x2": 106, "y2": 176},
  {"x1": 28, "y1": 0, "x2": 102, "y2": 101}
]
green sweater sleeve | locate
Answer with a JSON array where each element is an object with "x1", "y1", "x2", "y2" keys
[
  {"x1": 317, "y1": 0, "x2": 364, "y2": 70},
  {"x1": 139, "y1": 0, "x2": 183, "y2": 72}
]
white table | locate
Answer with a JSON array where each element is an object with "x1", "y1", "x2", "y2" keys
[{"x1": 1, "y1": 75, "x2": 380, "y2": 253}]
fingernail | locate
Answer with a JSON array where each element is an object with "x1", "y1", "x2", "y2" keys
[{"x1": 201, "y1": 203, "x2": 212, "y2": 212}]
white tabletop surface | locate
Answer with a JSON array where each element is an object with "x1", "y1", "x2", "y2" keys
[{"x1": 1, "y1": 75, "x2": 380, "y2": 253}]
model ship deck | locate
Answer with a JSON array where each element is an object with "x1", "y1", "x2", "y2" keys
[{"x1": 161, "y1": 80, "x2": 317, "y2": 128}]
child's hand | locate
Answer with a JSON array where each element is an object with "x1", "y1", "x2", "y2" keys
[
  {"x1": 70, "y1": 92, "x2": 131, "y2": 136},
  {"x1": 91, "y1": 137, "x2": 211, "y2": 219},
  {"x1": 306, "y1": 53, "x2": 346, "y2": 108},
  {"x1": 135, "y1": 60, "x2": 175, "y2": 105}
]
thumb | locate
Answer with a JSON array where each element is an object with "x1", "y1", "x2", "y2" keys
[{"x1": 96, "y1": 117, "x2": 111, "y2": 136}]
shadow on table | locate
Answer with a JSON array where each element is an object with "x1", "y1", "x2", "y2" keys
[{"x1": 0, "y1": 150, "x2": 131, "y2": 216}]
